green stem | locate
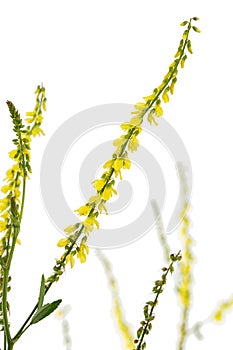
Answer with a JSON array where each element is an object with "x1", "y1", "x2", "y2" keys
[
  {"x1": 2, "y1": 177, "x2": 27, "y2": 346},
  {"x1": 2, "y1": 227, "x2": 20, "y2": 349},
  {"x1": 2, "y1": 267, "x2": 12, "y2": 348},
  {"x1": 178, "y1": 306, "x2": 189, "y2": 350},
  {"x1": 19, "y1": 178, "x2": 26, "y2": 222}
]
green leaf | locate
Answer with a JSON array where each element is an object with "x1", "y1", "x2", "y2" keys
[
  {"x1": 180, "y1": 21, "x2": 188, "y2": 26},
  {"x1": 31, "y1": 299, "x2": 62, "y2": 325},
  {"x1": 38, "y1": 275, "x2": 45, "y2": 310}
]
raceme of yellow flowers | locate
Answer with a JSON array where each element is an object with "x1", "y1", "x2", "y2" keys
[
  {"x1": 56, "y1": 17, "x2": 200, "y2": 268},
  {"x1": 0, "y1": 86, "x2": 46, "y2": 255}
]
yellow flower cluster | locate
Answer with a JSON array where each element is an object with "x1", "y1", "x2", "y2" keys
[
  {"x1": 132, "y1": 18, "x2": 200, "y2": 130},
  {"x1": 57, "y1": 235, "x2": 89, "y2": 267},
  {"x1": 0, "y1": 85, "x2": 46, "y2": 260},
  {"x1": 178, "y1": 202, "x2": 193, "y2": 308},
  {"x1": 177, "y1": 199, "x2": 194, "y2": 350},
  {"x1": 114, "y1": 299, "x2": 135, "y2": 350},
  {"x1": 25, "y1": 85, "x2": 46, "y2": 138},
  {"x1": 57, "y1": 17, "x2": 199, "y2": 269},
  {"x1": 96, "y1": 250, "x2": 134, "y2": 349},
  {"x1": 213, "y1": 296, "x2": 233, "y2": 322}
]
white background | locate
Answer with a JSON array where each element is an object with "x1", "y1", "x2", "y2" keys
[{"x1": 1, "y1": 1, "x2": 233, "y2": 349}]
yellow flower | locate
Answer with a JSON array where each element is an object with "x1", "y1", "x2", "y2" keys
[
  {"x1": 64, "y1": 225, "x2": 77, "y2": 234},
  {"x1": 77, "y1": 242, "x2": 89, "y2": 263},
  {"x1": 155, "y1": 104, "x2": 163, "y2": 117},
  {"x1": 98, "y1": 201, "x2": 108, "y2": 215},
  {"x1": 0, "y1": 221, "x2": 7, "y2": 232},
  {"x1": 129, "y1": 116, "x2": 142, "y2": 126},
  {"x1": 77, "y1": 250, "x2": 86, "y2": 263},
  {"x1": 103, "y1": 159, "x2": 114, "y2": 169},
  {"x1": 162, "y1": 90, "x2": 170, "y2": 103},
  {"x1": 143, "y1": 93, "x2": 155, "y2": 102},
  {"x1": 0, "y1": 198, "x2": 9, "y2": 212},
  {"x1": 170, "y1": 78, "x2": 177, "y2": 95},
  {"x1": 101, "y1": 184, "x2": 117, "y2": 201},
  {"x1": 12, "y1": 164, "x2": 20, "y2": 172},
  {"x1": 112, "y1": 158, "x2": 124, "y2": 173},
  {"x1": 81, "y1": 242, "x2": 89, "y2": 254},
  {"x1": 88, "y1": 194, "x2": 101, "y2": 204},
  {"x1": 75, "y1": 205, "x2": 91, "y2": 216},
  {"x1": 213, "y1": 297, "x2": 233, "y2": 322},
  {"x1": 37, "y1": 115, "x2": 44, "y2": 123},
  {"x1": 82, "y1": 215, "x2": 99, "y2": 234},
  {"x1": 66, "y1": 254, "x2": 75, "y2": 268},
  {"x1": 1, "y1": 185, "x2": 11, "y2": 194},
  {"x1": 93, "y1": 179, "x2": 106, "y2": 192},
  {"x1": 9, "y1": 150, "x2": 18, "y2": 160},
  {"x1": 1, "y1": 211, "x2": 9, "y2": 220},
  {"x1": 31, "y1": 126, "x2": 45, "y2": 137},
  {"x1": 26, "y1": 111, "x2": 34, "y2": 117},
  {"x1": 84, "y1": 216, "x2": 99, "y2": 229},
  {"x1": 121, "y1": 120, "x2": 142, "y2": 132},
  {"x1": 123, "y1": 159, "x2": 131, "y2": 169},
  {"x1": 57, "y1": 238, "x2": 70, "y2": 247},
  {"x1": 128, "y1": 136, "x2": 139, "y2": 152},
  {"x1": 16, "y1": 238, "x2": 21, "y2": 245},
  {"x1": 25, "y1": 117, "x2": 34, "y2": 123},
  {"x1": 111, "y1": 158, "x2": 131, "y2": 179},
  {"x1": 14, "y1": 188, "x2": 21, "y2": 200},
  {"x1": 134, "y1": 102, "x2": 147, "y2": 111},
  {"x1": 214, "y1": 310, "x2": 222, "y2": 322},
  {"x1": 5, "y1": 169, "x2": 14, "y2": 181},
  {"x1": 120, "y1": 123, "x2": 132, "y2": 131},
  {"x1": 114, "y1": 135, "x2": 125, "y2": 146},
  {"x1": 147, "y1": 109, "x2": 158, "y2": 126}
]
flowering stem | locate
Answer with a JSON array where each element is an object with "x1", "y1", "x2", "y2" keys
[{"x1": 1, "y1": 103, "x2": 30, "y2": 349}]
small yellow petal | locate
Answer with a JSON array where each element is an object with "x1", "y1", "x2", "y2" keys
[
  {"x1": 1, "y1": 185, "x2": 11, "y2": 194},
  {"x1": 64, "y1": 225, "x2": 77, "y2": 233},
  {"x1": 93, "y1": 179, "x2": 105, "y2": 192},
  {"x1": 66, "y1": 254, "x2": 75, "y2": 268},
  {"x1": 0, "y1": 221, "x2": 7, "y2": 232},
  {"x1": 75, "y1": 205, "x2": 91, "y2": 216},
  {"x1": 113, "y1": 158, "x2": 124, "y2": 172},
  {"x1": 88, "y1": 194, "x2": 101, "y2": 204},
  {"x1": 123, "y1": 159, "x2": 131, "y2": 169},
  {"x1": 143, "y1": 93, "x2": 155, "y2": 102},
  {"x1": 103, "y1": 159, "x2": 114, "y2": 168},
  {"x1": 9, "y1": 150, "x2": 18, "y2": 160},
  {"x1": 57, "y1": 238, "x2": 69, "y2": 247},
  {"x1": 129, "y1": 116, "x2": 142, "y2": 126},
  {"x1": 155, "y1": 104, "x2": 163, "y2": 117},
  {"x1": 162, "y1": 91, "x2": 169, "y2": 103}
]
